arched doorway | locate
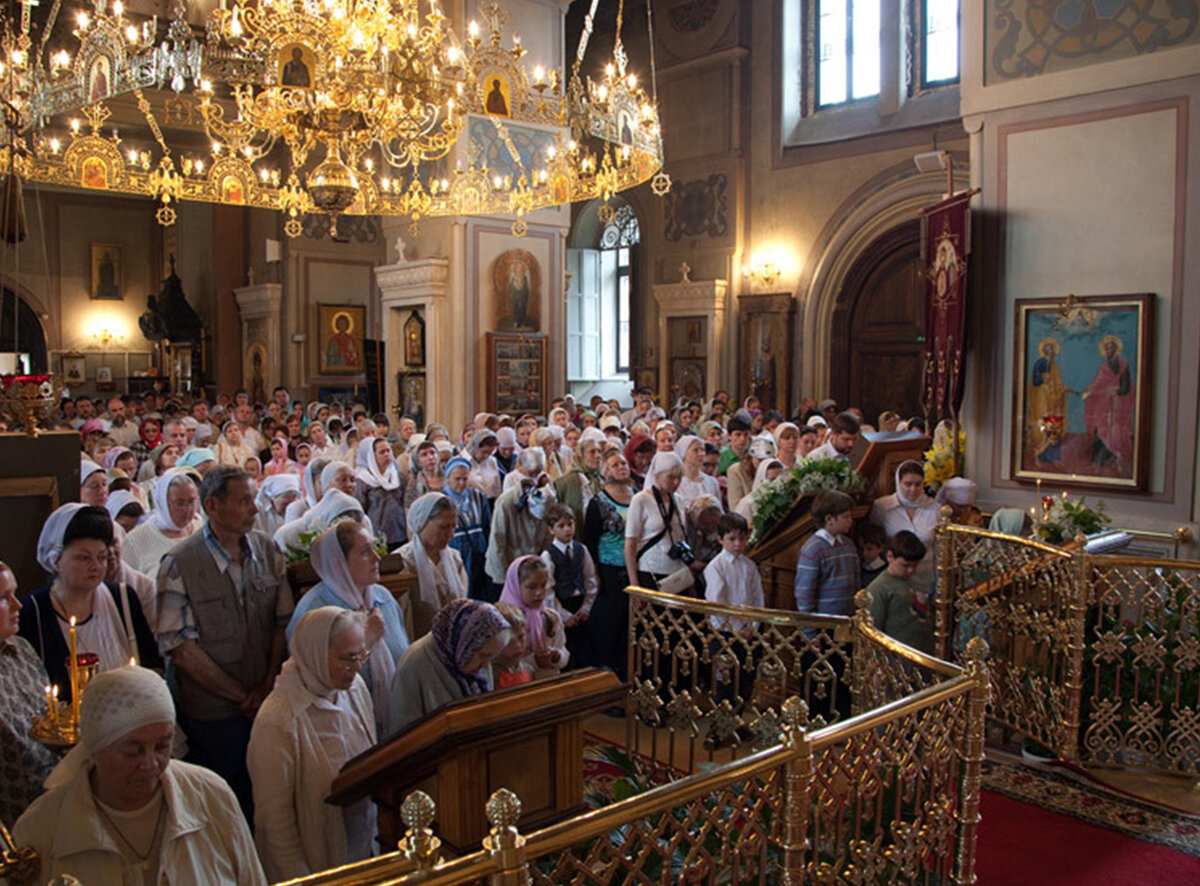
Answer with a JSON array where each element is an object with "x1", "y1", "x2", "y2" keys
[
  {"x1": 0, "y1": 287, "x2": 48, "y2": 373},
  {"x1": 829, "y1": 221, "x2": 924, "y2": 425}
]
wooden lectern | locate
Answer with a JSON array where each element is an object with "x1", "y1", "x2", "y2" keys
[
  {"x1": 327, "y1": 669, "x2": 625, "y2": 855},
  {"x1": 748, "y1": 433, "x2": 929, "y2": 609}
]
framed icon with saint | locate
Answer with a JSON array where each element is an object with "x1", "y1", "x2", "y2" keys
[{"x1": 318, "y1": 304, "x2": 366, "y2": 375}]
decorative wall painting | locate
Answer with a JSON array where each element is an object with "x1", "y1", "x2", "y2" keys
[
  {"x1": 487, "y1": 333, "x2": 547, "y2": 416},
  {"x1": 61, "y1": 352, "x2": 86, "y2": 386},
  {"x1": 398, "y1": 372, "x2": 426, "y2": 428},
  {"x1": 492, "y1": 249, "x2": 541, "y2": 332},
  {"x1": 1012, "y1": 294, "x2": 1153, "y2": 491},
  {"x1": 90, "y1": 243, "x2": 122, "y2": 300},
  {"x1": 318, "y1": 303, "x2": 366, "y2": 374},
  {"x1": 403, "y1": 309, "x2": 426, "y2": 367}
]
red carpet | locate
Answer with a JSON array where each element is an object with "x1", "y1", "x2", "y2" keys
[{"x1": 976, "y1": 790, "x2": 1200, "y2": 885}]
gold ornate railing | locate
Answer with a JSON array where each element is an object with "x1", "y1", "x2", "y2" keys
[
  {"x1": 936, "y1": 513, "x2": 1200, "y2": 775},
  {"x1": 278, "y1": 588, "x2": 988, "y2": 886}
]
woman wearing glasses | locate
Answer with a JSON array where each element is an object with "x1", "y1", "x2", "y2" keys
[
  {"x1": 248, "y1": 606, "x2": 378, "y2": 881},
  {"x1": 287, "y1": 521, "x2": 408, "y2": 735}
]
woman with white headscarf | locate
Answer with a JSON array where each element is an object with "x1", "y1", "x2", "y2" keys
[
  {"x1": 273, "y1": 462, "x2": 368, "y2": 553},
  {"x1": 122, "y1": 468, "x2": 203, "y2": 576},
  {"x1": 624, "y1": 452, "x2": 691, "y2": 590},
  {"x1": 443, "y1": 456, "x2": 492, "y2": 600},
  {"x1": 19, "y1": 505, "x2": 161, "y2": 701},
  {"x1": 80, "y1": 457, "x2": 109, "y2": 508},
  {"x1": 727, "y1": 434, "x2": 776, "y2": 511},
  {"x1": 106, "y1": 488, "x2": 146, "y2": 535},
  {"x1": 533, "y1": 426, "x2": 565, "y2": 482},
  {"x1": 674, "y1": 436, "x2": 721, "y2": 514},
  {"x1": 255, "y1": 473, "x2": 302, "y2": 538},
  {"x1": 288, "y1": 521, "x2": 408, "y2": 732},
  {"x1": 214, "y1": 420, "x2": 255, "y2": 468},
  {"x1": 870, "y1": 459, "x2": 939, "y2": 590},
  {"x1": 354, "y1": 437, "x2": 408, "y2": 548},
  {"x1": 936, "y1": 476, "x2": 983, "y2": 527},
  {"x1": 287, "y1": 456, "x2": 332, "y2": 523},
  {"x1": 248, "y1": 608, "x2": 377, "y2": 880},
  {"x1": 465, "y1": 428, "x2": 503, "y2": 501},
  {"x1": 735, "y1": 458, "x2": 786, "y2": 524},
  {"x1": 13, "y1": 665, "x2": 266, "y2": 885},
  {"x1": 395, "y1": 492, "x2": 468, "y2": 639}
]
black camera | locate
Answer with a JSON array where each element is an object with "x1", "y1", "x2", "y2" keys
[{"x1": 668, "y1": 540, "x2": 695, "y2": 565}]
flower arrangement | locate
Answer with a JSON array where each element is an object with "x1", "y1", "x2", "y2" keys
[
  {"x1": 1032, "y1": 495, "x2": 1111, "y2": 545},
  {"x1": 924, "y1": 426, "x2": 966, "y2": 493},
  {"x1": 284, "y1": 520, "x2": 389, "y2": 565},
  {"x1": 750, "y1": 458, "x2": 867, "y2": 543}
]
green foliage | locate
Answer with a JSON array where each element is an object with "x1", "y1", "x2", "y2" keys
[
  {"x1": 283, "y1": 520, "x2": 389, "y2": 565},
  {"x1": 750, "y1": 458, "x2": 867, "y2": 543},
  {"x1": 1033, "y1": 496, "x2": 1111, "y2": 545}
]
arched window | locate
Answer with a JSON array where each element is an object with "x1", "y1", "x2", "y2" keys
[{"x1": 567, "y1": 198, "x2": 640, "y2": 382}]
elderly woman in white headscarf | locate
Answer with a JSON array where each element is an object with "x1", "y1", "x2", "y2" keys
[
  {"x1": 20, "y1": 505, "x2": 162, "y2": 698},
  {"x1": 287, "y1": 456, "x2": 332, "y2": 523},
  {"x1": 354, "y1": 437, "x2": 408, "y2": 548},
  {"x1": 248, "y1": 608, "x2": 377, "y2": 880},
  {"x1": 288, "y1": 521, "x2": 408, "y2": 732},
  {"x1": 623, "y1": 451, "x2": 690, "y2": 590},
  {"x1": 80, "y1": 457, "x2": 109, "y2": 508},
  {"x1": 273, "y1": 462, "x2": 367, "y2": 553},
  {"x1": 533, "y1": 426, "x2": 565, "y2": 482},
  {"x1": 870, "y1": 459, "x2": 939, "y2": 590},
  {"x1": 12, "y1": 665, "x2": 265, "y2": 885},
  {"x1": 936, "y1": 476, "x2": 983, "y2": 527},
  {"x1": 255, "y1": 473, "x2": 302, "y2": 538},
  {"x1": 727, "y1": 434, "x2": 776, "y2": 511},
  {"x1": 395, "y1": 493, "x2": 468, "y2": 639},
  {"x1": 122, "y1": 468, "x2": 203, "y2": 577}
]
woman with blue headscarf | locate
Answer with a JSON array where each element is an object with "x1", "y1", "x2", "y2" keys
[{"x1": 443, "y1": 455, "x2": 492, "y2": 600}]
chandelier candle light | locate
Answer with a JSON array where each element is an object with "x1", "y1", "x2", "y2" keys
[{"x1": 1, "y1": 0, "x2": 666, "y2": 236}]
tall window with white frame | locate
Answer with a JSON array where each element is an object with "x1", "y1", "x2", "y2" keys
[
  {"x1": 566, "y1": 202, "x2": 639, "y2": 385},
  {"x1": 812, "y1": 0, "x2": 958, "y2": 111}
]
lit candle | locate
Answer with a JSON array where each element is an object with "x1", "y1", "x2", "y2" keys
[
  {"x1": 44, "y1": 684, "x2": 51, "y2": 716},
  {"x1": 1062, "y1": 489, "x2": 1068, "y2": 501},
  {"x1": 50, "y1": 684, "x2": 59, "y2": 723},
  {"x1": 1036, "y1": 478, "x2": 1042, "y2": 495},
  {"x1": 120, "y1": 580, "x2": 138, "y2": 665},
  {"x1": 68, "y1": 616, "x2": 80, "y2": 727}
]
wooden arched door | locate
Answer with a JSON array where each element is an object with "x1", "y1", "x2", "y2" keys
[{"x1": 830, "y1": 221, "x2": 925, "y2": 426}]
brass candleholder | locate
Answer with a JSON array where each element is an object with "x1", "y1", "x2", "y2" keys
[
  {"x1": 30, "y1": 652, "x2": 99, "y2": 751},
  {"x1": 0, "y1": 373, "x2": 60, "y2": 437}
]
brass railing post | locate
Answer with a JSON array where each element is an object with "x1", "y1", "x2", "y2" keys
[
  {"x1": 483, "y1": 788, "x2": 530, "y2": 886},
  {"x1": 1061, "y1": 534, "x2": 1091, "y2": 763},
  {"x1": 954, "y1": 637, "x2": 990, "y2": 885},
  {"x1": 934, "y1": 505, "x2": 955, "y2": 660},
  {"x1": 397, "y1": 790, "x2": 441, "y2": 872},
  {"x1": 851, "y1": 589, "x2": 873, "y2": 712},
  {"x1": 779, "y1": 696, "x2": 812, "y2": 885}
]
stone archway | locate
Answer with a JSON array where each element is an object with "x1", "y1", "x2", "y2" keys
[{"x1": 797, "y1": 159, "x2": 968, "y2": 401}]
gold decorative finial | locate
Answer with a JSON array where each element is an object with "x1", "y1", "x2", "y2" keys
[
  {"x1": 401, "y1": 790, "x2": 436, "y2": 831},
  {"x1": 485, "y1": 788, "x2": 522, "y2": 829},
  {"x1": 964, "y1": 637, "x2": 989, "y2": 662},
  {"x1": 781, "y1": 696, "x2": 809, "y2": 731}
]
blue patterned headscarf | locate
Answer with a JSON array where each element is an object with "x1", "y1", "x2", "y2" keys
[{"x1": 430, "y1": 599, "x2": 509, "y2": 697}]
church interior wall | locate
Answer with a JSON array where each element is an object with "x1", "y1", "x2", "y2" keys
[{"x1": 961, "y1": 6, "x2": 1200, "y2": 536}]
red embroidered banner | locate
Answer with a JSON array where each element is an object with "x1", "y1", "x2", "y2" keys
[{"x1": 921, "y1": 191, "x2": 971, "y2": 423}]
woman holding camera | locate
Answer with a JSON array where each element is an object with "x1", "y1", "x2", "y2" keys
[{"x1": 624, "y1": 452, "x2": 693, "y2": 593}]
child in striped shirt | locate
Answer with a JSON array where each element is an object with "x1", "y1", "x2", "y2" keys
[{"x1": 794, "y1": 490, "x2": 860, "y2": 616}]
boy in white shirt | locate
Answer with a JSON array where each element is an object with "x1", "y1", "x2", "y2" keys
[{"x1": 703, "y1": 513, "x2": 764, "y2": 741}]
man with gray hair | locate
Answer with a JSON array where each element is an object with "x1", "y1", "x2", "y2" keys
[{"x1": 155, "y1": 465, "x2": 293, "y2": 822}]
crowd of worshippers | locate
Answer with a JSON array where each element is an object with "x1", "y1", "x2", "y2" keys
[{"x1": 0, "y1": 383, "x2": 997, "y2": 884}]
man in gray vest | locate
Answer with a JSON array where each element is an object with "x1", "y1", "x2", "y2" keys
[{"x1": 156, "y1": 465, "x2": 293, "y2": 822}]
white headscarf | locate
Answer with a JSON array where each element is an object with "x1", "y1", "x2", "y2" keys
[
  {"x1": 321, "y1": 460, "x2": 353, "y2": 496},
  {"x1": 80, "y1": 457, "x2": 105, "y2": 489},
  {"x1": 256, "y1": 473, "x2": 301, "y2": 511},
  {"x1": 753, "y1": 458, "x2": 784, "y2": 490},
  {"x1": 46, "y1": 665, "x2": 174, "y2": 790},
  {"x1": 152, "y1": 468, "x2": 196, "y2": 532},
  {"x1": 105, "y1": 489, "x2": 144, "y2": 523},
  {"x1": 303, "y1": 489, "x2": 369, "y2": 536},
  {"x1": 309, "y1": 526, "x2": 396, "y2": 723},
  {"x1": 300, "y1": 457, "x2": 331, "y2": 509},
  {"x1": 642, "y1": 451, "x2": 684, "y2": 491},
  {"x1": 37, "y1": 503, "x2": 87, "y2": 573},
  {"x1": 355, "y1": 438, "x2": 401, "y2": 490},
  {"x1": 269, "y1": 607, "x2": 342, "y2": 714},
  {"x1": 773, "y1": 422, "x2": 800, "y2": 445},
  {"x1": 748, "y1": 434, "x2": 777, "y2": 460},
  {"x1": 407, "y1": 493, "x2": 466, "y2": 607},
  {"x1": 673, "y1": 435, "x2": 703, "y2": 464},
  {"x1": 495, "y1": 427, "x2": 518, "y2": 450},
  {"x1": 936, "y1": 477, "x2": 978, "y2": 507}
]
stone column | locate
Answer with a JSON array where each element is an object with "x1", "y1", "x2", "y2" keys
[
  {"x1": 234, "y1": 283, "x2": 282, "y2": 400},
  {"x1": 375, "y1": 258, "x2": 453, "y2": 431}
]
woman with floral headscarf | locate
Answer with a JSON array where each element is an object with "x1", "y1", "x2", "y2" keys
[
  {"x1": 19, "y1": 504, "x2": 161, "y2": 699},
  {"x1": 386, "y1": 598, "x2": 510, "y2": 735},
  {"x1": 443, "y1": 455, "x2": 492, "y2": 600},
  {"x1": 354, "y1": 437, "x2": 408, "y2": 548},
  {"x1": 249, "y1": 607, "x2": 377, "y2": 880},
  {"x1": 394, "y1": 493, "x2": 467, "y2": 638}
]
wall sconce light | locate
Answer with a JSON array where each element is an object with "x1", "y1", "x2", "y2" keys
[
  {"x1": 742, "y1": 260, "x2": 782, "y2": 289},
  {"x1": 88, "y1": 318, "x2": 125, "y2": 350}
]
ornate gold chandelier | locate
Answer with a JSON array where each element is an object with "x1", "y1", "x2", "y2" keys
[{"x1": 0, "y1": 0, "x2": 667, "y2": 237}]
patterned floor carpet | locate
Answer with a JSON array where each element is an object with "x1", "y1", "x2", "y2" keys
[{"x1": 980, "y1": 753, "x2": 1200, "y2": 857}]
